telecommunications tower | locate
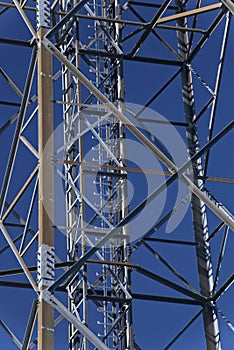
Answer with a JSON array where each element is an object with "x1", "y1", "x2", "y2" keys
[{"x1": 0, "y1": 1, "x2": 234, "y2": 349}]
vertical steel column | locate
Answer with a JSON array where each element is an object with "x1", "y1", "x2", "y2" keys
[
  {"x1": 175, "y1": 1, "x2": 221, "y2": 349},
  {"x1": 37, "y1": 1, "x2": 54, "y2": 349},
  {"x1": 60, "y1": 0, "x2": 86, "y2": 347},
  {"x1": 113, "y1": 2, "x2": 133, "y2": 349},
  {"x1": 60, "y1": 1, "x2": 79, "y2": 348}
]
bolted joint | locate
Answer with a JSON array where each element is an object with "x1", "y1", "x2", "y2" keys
[
  {"x1": 37, "y1": 244, "x2": 55, "y2": 288},
  {"x1": 36, "y1": 0, "x2": 51, "y2": 29}
]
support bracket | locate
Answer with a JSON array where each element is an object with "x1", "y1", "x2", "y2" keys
[{"x1": 37, "y1": 244, "x2": 55, "y2": 288}]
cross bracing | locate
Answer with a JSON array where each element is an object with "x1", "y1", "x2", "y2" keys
[{"x1": 0, "y1": 1, "x2": 234, "y2": 349}]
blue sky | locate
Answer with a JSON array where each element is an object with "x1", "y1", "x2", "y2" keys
[{"x1": 1, "y1": 1, "x2": 234, "y2": 349}]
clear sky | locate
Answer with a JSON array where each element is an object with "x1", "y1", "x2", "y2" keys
[{"x1": 0, "y1": 1, "x2": 234, "y2": 349}]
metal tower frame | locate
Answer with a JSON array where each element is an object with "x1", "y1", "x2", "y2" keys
[{"x1": 0, "y1": 1, "x2": 234, "y2": 349}]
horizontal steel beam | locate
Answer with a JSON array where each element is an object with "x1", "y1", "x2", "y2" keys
[
  {"x1": 0, "y1": 280, "x2": 33, "y2": 289},
  {"x1": 0, "y1": 259, "x2": 137, "y2": 277},
  {"x1": 132, "y1": 293, "x2": 202, "y2": 305},
  {"x1": 188, "y1": 9, "x2": 226, "y2": 62},
  {"x1": 43, "y1": 35, "x2": 234, "y2": 295},
  {"x1": 128, "y1": 1, "x2": 178, "y2": 10},
  {"x1": 129, "y1": 0, "x2": 172, "y2": 57},
  {"x1": 0, "y1": 222, "x2": 38, "y2": 292},
  {"x1": 0, "y1": 46, "x2": 38, "y2": 218},
  {"x1": 0, "y1": 37, "x2": 31, "y2": 46},
  {"x1": 156, "y1": 3, "x2": 222, "y2": 25},
  {"x1": 48, "y1": 119, "x2": 234, "y2": 292},
  {"x1": 79, "y1": 48, "x2": 182, "y2": 66},
  {"x1": 46, "y1": 0, "x2": 89, "y2": 39},
  {"x1": 0, "y1": 100, "x2": 21, "y2": 107},
  {"x1": 145, "y1": 237, "x2": 198, "y2": 246}
]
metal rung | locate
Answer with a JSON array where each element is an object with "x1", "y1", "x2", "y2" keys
[
  {"x1": 68, "y1": 199, "x2": 79, "y2": 212},
  {"x1": 64, "y1": 105, "x2": 73, "y2": 114},
  {"x1": 70, "y1": 221, "x2": 79, "y2": 229},
  {"x1": 65, "y1": 186, "x2": 77, "y2": 196},
  {"x1": 73, "y1": 153, "x2": 80, "y2": 161},
  {"x1": 92, "y1": 158, "x2": 111, "y2": 163},
  {"x1": 70, "y1": 197, "x2": 79, "y2": 208},
  {"x1": 70, "y1": 279, "x2": 82, "y2": 291},
  {"x1": 87, "y1": 3, "x2": 104, "y2": 7},
  {"x1": 66, "y1": 227, "x2": 79, "y2": 235},
  {"x1": 66, "y1": 222, "x2": 79, "y2": 231},
  {"x1": 69, "y1": 327, "x2": 79, "y2": 339},
  {"x1": 73, "y1": 174, "x2": 80, "y2": 183},
  {"x1": 93, "y1": 181, "x2": 110, "y2": 186}
]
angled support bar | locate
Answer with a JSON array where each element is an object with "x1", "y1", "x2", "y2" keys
[
  {"x1": 46, "y1": 0, "x2": 89, "y2": 40},
  {"x1": 135, "y1": 266, "x2": 205, "y2": 303},
  {"x1": 213, "y1": 272, "x2": 234, "y2": 301},
  {"x1": 0, "y1": 46, "x2": 38, "y2": 218},
  {"x1": 22, "y1": 299, "x2": 39, "y2": 350},
  {"x1": 43, "y1": 34, "x2": 234, "y2": 292},
  {"x1": 164, "y1": 310, "x2": 203, "y2": 350},
  {"x1": 0, "y1": 222, "x2": 38, "y2": 292},
  {"x1": 1, "y1": 166, "x2": 39, "y2": 222},
  {"x1": 42, "y1": 38, "x2": 179, "y2": 170},
  {"x1": 0, "y1": 320, "x2": 22, "y2": 349},
  {"x1": 181, "y1": 174, "x2": 234, "y2": 231},
  {"x1": 204, "y1": 12, "x2": 231, "y2": 176},
  {"x1": 220, "y1": 0, "x2": 234, "y2": 14},
  {"x1": 48, "y1": 120, "x2": 234, "y2": 292},
  {"x1": 130, "y1": 0, "x2": 172, "y2": 56},
  {"x1": 142, "y1": 240, "x2": 197, "y2": 293},
  {"x1": 41, "y1": 291, "x2": 110, "y2": 350},
  {"x1": 12, "y1": 0, "x2": 37, "y2": 38}
]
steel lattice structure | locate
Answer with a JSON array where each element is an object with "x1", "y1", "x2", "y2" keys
[{"x1": 0, "y1": 1, "x2": 234, "y2": 349}]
